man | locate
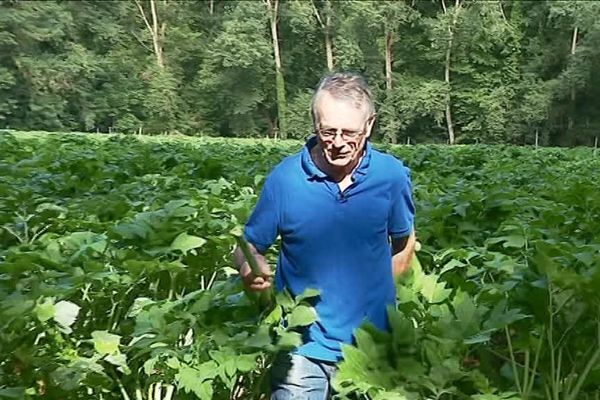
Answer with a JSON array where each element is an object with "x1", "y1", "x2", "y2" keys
[{"x1": 233, "y1": 72, "x2": 416, "y2": 399}]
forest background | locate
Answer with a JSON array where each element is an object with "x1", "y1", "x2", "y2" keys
[{"x1": 1, "y1": 0, "x2": 599, "y2": 146}]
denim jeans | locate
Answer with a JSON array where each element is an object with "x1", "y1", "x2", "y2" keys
[{"x1": 270, "y1": 353, "x2": 338, "y2": 400}]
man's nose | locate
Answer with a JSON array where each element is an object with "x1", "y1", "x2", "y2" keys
[{"x1": 333, "y1": 131, "x2": 345, "y2": 147}]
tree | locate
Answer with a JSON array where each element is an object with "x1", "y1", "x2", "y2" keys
[
  {"x1": 190, "y1": 1, "x2": 274, "y2": 137},
  {"x1": 0, "y1": 0, "x2": 599, "y2": 144},
  {"x1": 440, "y1": 0, "x2": 463, "y2": 145},
  {"x1": 288, "y1": 0, "x2": 336, "y2": 72},
  {"x1": 342, "y1": 0, "x2": 419, "y2": 143},
  {"x1": 265, "y1": 0, "x2": 288, "y2": 139}
]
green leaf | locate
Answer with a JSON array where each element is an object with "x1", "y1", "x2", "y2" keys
[
  {"x1": 276, "y1": 290, "x2": 295, "y2": 312},
  {"x1": 388, "y1": 307, "x2": 417, "y2": 346},
  {"x1": 453, "y1": 291, "x2": 480, "y2": 330},
  {"x1": 439, "y1": 259, "x2": 465, "y2": 275},
  {"x1": 0, "y1": 387, "x2": 25, "y2": 399},
  {"x1": 264, "y1": 304, "x2": 283, "y2": 325},
  {"x1": 166, "y1": 357, "x2": 181, "y2": 370},
  {"x1": 91, "y1": 330, "x2": 121, "y2": 355},
  {"x1": 170, "y1": 232, "x2": 207, "y2": 254},
  {"x1": 235, "y1": 354, "x2": 257, "y2": 372},
  {"x1": 35, "y1": 298, "x2": 55, "y2": 322},
  {"x1": 245, "y1": 325, "x2": 272, "y2": 348},
  {"x1": 295, "y1": 287, "x2": 321, "y2": 303},
  {"x1": 105, "y1": 353, "x2": 131, "y2": 375},
  {"x1": 464, "y1": 331, "x2": 492, "y2": 344},
  {"x1": 127, "y1": 297, "x2": 155, "y2": 318},
  {"x1": 418, "y1": 274, "x2": 452, "y2": 303},
  {"x1": 143, "y1": 357, "x2": 158, "y2": 375},
  {"x1": 487, "y1": 235, "x2": 526, "y2": 249},
  {"x1": 176, "y1": 363, "x2": 217, "y2": 400},
  {"x1": 224, "y1": 359, "x2": 236, "y2": 377},
  {"x1": 287, "y1": 304, "x2": 318, "y2": 328},
  {"x1": 483, "y1": 300, "x2": 529, "y2": 331},
  {"x1": 277, "y1": 331, "x2": 302, "y2": 348}
]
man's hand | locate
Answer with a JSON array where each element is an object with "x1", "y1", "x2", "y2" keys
[
  {"x1": 239, "y1": 259, "x2": 273, "y2": 291},
  {"x1": 234, "y1": 243, "x2": 273, "y2": 292}
]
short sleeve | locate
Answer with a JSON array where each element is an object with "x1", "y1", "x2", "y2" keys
[
  {"x1": 244, "y1": 176, "x2": 280, "y2": 253},
  {"x1": 388, "y1": 165, "x2": 415, "y2": 238}
]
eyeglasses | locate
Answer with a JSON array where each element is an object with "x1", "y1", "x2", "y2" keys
[
  {"x1": 315, "y1": 127, "x2": 366, "y2": 141},
  {"x1": 315, "y1": 115, "x2": 375, "y2": 141}
]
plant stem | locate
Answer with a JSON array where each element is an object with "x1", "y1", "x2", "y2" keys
[
  {"x1": 154, "y1": 382, "x2": 162, "y2": 400},
  {"x1": 525, "y1": 328, "x2": 544, "y2": 395},
  {"x1": 523, "y1": 349, "x2": 530, "y2": 398},
  {"x1": 109, "y1": 369, "x2": 131, "y2": 400},
  {"x1": 566, "y1": 319, "x2": 600, "y2": 400},
  {"x1": 164, "y1": 384, "x2": 175, "y2": 400},
  {"x1": 505, "y1": 326, "x2": 523, "y2": 394}
]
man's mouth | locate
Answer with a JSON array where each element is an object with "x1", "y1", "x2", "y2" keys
[
  {"x1": 328, "y1": 150, "x2": 351, "y2": 158},
  {"x1": 330, "y1": 153, "x2": 349, "y2": 160}
]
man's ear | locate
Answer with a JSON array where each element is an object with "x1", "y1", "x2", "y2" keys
[{"x1": 365, "y1": 113, "x2": 377, "y2": 139}]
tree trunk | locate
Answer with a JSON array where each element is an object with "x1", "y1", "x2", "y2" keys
[
  {"x1": 209, "y1": 0, "x2": 214, "y2": 15},
  {"x1": 134, "y1": 0, "x2": 166, "y2": 70},
  {"x1": 266, "y1": 0, "x2": 288, "y2": 139},
  {"x1": 312, "y1": 0, "x2": 334, "y2": 71},
  {"x1": 568, "y1": 26, "x2": 578, "y2": 142},
  {"x1": 324, "y1": 1, "x2": 334, "y2": 71},
  {"x1": 385, "y1": 28, "x2": 396, "y2": 144},
  {"x1": 385, "y1": 30, "x2": 394, "y2": 91},
  {"x1": 149, "y1": 0, "x2": 165, "y2": 69},
  {"x1": 442, "y1": 0, "x2": 461, "y2": 145},
  {"x1": 325, "y1": 25, "x2": 334, "y2": 71},
  {"x1": 263, "y1": 110, "x2": 276, "y2": 138}
]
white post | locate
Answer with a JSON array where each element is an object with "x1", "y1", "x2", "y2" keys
[
  {"x1": 535, "y1": 129, "x2": 539, "y2": 149},
  {"x1": 594, "y1": 136, "x2": 598, "y2": 156}
]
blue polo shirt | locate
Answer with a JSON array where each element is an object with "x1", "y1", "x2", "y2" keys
[{"x1": 244, "y1": 137, "x2": 415, "y2": 362}]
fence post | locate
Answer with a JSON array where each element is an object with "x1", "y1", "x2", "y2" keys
[{"x1": 535, "y1": 129, "x2": 539, "y2": 149}]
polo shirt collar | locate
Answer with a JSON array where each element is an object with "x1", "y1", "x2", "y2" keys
[{"x1": 301, "y1": 136, "x2": 372, "y2": 180}]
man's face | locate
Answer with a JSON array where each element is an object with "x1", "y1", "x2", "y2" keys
[{"x1": 314, "y1": 92, "x2": 374, "y2": 168}]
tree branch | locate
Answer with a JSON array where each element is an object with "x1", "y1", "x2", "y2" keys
[
  {"x1": 150, "y1": 0, "x2": 159, "y2": 37},
  {"x1": 311, "y1": 0, "x2": 325, "y2": 29},
  {"x1": 134, "y1": 0, "x2": 153, "y2": 36},
  {"x1": 130, "y1": 30, "x2": 154, "y2": 53}
]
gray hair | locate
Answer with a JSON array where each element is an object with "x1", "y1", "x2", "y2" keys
[{"x1": 311, "y1": 72, "x2": 375, "y2": 126}]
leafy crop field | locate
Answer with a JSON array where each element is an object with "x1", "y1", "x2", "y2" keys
[{"x1": 1, "y1": 132, "x2": 599, "y2": 400}]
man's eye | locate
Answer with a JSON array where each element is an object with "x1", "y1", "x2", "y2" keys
[{"x1": 323, "y1": 130, "x2": 337, "y2": 136}]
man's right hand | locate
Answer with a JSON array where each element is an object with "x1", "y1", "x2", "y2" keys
[{"x1": 239, "y1": 260, "x2": 273, "y2": 291}]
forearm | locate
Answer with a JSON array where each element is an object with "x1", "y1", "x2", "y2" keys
[
  {"x1": 391, "y1": 229, "x2": 416, "y2": 278},
  {"x1": 233, "y1": 242, "x2": 268, "y2": 271}
]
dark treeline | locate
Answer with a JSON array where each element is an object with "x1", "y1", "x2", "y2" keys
[{"x1": 0, "y1": 0, "x2": 599, "y2": 145}]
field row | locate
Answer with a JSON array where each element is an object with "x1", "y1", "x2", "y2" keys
[{"x1": 1, "y1": 132, "x2": 599, "y2": 399}]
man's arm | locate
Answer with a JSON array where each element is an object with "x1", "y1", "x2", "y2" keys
[
  {"x1": 391, "y1": 229, "x2": 416, "y2": 278},
  {"x1": 235, "y1": 173, "x2": 280, "y2": 291},
  {"x1": 233, "y1": 242, "x2": 273, "y2": 291}
]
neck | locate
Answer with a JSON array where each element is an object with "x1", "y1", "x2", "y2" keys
[{"x1": 312, "y1": 143, "x2": 364, "y2": 182}]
